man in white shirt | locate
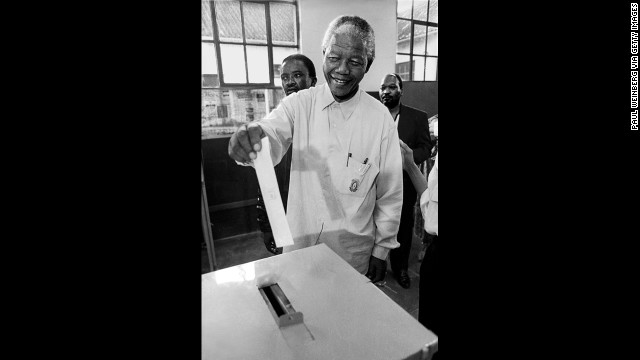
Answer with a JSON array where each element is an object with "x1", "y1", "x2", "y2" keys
[
  {"x1": 228, "y1": 15, "x2": 403, "y2": 283},
  {"x1": 257, "y1": 54, "x2": 317, "y2": 255}
]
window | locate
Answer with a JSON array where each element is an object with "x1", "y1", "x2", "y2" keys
[
  {"x1": 202, "y1": 0, "x2": 299, "y2": 87},
  {"x1": 202, "y1": 0, "x2": 299, "y2": 139},
  {"x1": 396, "y1": 0, "x2": 438, "y2": 81}
]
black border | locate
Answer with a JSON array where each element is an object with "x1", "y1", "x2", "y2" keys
[
  {"x1": 45, "y1": 2, "x2": 204, "y2": 357},
  {"x1": 443, "y1": 2, "x2": 637, "y2": 358},
  {"x1": 28, "y1": 1, "x2": 637, "y2": 358}
]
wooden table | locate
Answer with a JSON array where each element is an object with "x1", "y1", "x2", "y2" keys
[{"x1": 202, "y1": 243, "x2": 438, "y2": 360}]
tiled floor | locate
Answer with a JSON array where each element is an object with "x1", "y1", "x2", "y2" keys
[{"x1": 202, "y1": 231, "x2": 426, "y2": 320}]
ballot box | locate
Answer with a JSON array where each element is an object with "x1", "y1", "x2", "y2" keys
[{"x1": 202, "y1": 243, "x2": 438, "y2": 360}]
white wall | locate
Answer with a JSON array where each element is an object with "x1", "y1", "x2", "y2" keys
[{"x1": 299, "y1": 0, "x2": 397, "y2": 92}]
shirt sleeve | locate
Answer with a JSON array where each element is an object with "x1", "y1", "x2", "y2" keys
[
  {"x1": 428, "y1": 154, "x2": 438, "y2": 202},
  {"x1": 371, "y1": 122, "x2": 403, "y2": 260},
  {"x1": 255, "y1": 96, "x2": 297, "y2": 166},
  {"x1": 233, "y1": 97, "x2": 297, "y2": 168},
  {"x1": 420, "y1": 188, "x2": 429, "y2": 219},
  {"x1": 422, "y1": 153, "x2": 438, "y2": 235}
]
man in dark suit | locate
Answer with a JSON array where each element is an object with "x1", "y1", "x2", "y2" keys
[{"x1": 379, "y1": 73, "x2": 433, "y2": 288}]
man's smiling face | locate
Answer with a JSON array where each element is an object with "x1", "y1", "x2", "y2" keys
[{"x1": 322, "y1": 27, "x2": 368, "y2": 102}]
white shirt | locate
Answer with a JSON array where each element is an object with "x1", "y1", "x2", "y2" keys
[
  {"x1": 255, "y1": 84, "x2": 403, "y2": 273},
  {"x1": 420, "y1": 154, "x2": 438, "y2": 236}
]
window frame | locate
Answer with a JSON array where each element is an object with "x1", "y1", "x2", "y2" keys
[
  {"x1": 202, "y1": 0, "x2": 300, "y2": 90},
  {"x1": 396, "y1": 0, "x2": 438, "y2": 82}
]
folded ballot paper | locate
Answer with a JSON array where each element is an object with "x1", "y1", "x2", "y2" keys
[{"x1": 253, "y1": 137, "x2": 294, "y2": 247}]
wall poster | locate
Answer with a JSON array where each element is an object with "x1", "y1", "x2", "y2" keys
[{"x1": 202, "y1": 88, "x2": 285, "y2": 139}]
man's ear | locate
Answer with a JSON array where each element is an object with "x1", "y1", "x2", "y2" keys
[{"x1": 311, "y1": 77, "x2": 317, "y2": 86}]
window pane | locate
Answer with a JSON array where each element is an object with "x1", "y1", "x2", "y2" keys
[
  {"x1": 425, "y1": 57, "x2": 437, "y2": 81},
  {"x1": 427, "y1": 26, "x2": 438, "y2": 55},
  {"x1": 272, "y1": 47, "x2": 298, "y2": 88},
  {"x1": 413, "y1": 56, "x2": 426, "y2": 81},
  {"x1": 413, "y1": 0, "x2": 429, "y2": 21},
  {"x1": 428, "y1": 0, "x2": 438, "y2": 23},
  {"x1": 270, "y1": 3, "x2": 297, "y2": 46},
  {"x1": 396, "y1": 54, "x2": 411, "y2": 81},
  {"x1": 413, "y1": 24, "x2": 426, "y2": 55},
  {"x1": 202, "y1": 0, "x2": 213, "y2": 40},
  {"x1": 397, "y1": 19, "x2": 411, "y2": 53},
  {"x1": 215, "y1": 1, "x2": 242, "y2": 43},
  {"x1": 243, "y1": 2, "x2": 267, "y2": 44},
  {"x1": 220, "y1": 44, "x2": 246, "y2": 83},
  {"x1": 246, "y1": 46, "x2": 270, "y2": 83},
  {"x1": 202, "y1": 42, "x2": 219, "y2": 88},
  {"x1": 397, "y1": 0, "x2": 412, "y2": 19},
  {"x1": 202, "y1": 43, "x2": 218, "y2": 75}
]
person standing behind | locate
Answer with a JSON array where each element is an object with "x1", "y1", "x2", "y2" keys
[
  {"x1": 229, "y1": 15, "x2": 403, "y2": 283},
  {"x1": 399, "y1": 140, "x2": 439, "y2": 340},
  {"x1": 257, "y1": 54, "x2": 317, "y2": 255},
  {"x1": 379, "y1": 73, "x2": 433, "y2": 288}
]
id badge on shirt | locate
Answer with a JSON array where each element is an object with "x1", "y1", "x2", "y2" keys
[
  {"x1": 349, "y1": 162, "x2": 371, "y2": 192},
  {"x1": 344, "y1": 154, "x2": 374, "y2": 194}
]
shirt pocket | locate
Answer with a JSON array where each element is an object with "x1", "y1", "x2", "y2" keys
[{"x1": 337, "y1": 156, "x2": 380, "y2": 198}]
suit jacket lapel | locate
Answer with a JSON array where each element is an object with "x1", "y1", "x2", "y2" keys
[{"x1": 397, "y1": 103, "x2": 411, "y2": 142}]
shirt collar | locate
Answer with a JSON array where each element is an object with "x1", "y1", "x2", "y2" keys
[
  {"x1": 319, "y1": 83, "x2": 336, "y2": 110},
  {"x1": 339, "y1": 89, "x2": 361, "y2": 120},
  {"x1": 319, "y1": 83, "x2": 362, "y2": 110}
]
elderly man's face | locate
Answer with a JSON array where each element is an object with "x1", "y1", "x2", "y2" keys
[
  {"x1": 323, "y1": 29, "x2": 368, "y2": 102},
  {"x1": 379, "y1": 75, "x2": 402, "y2": 109},
  {"x1": 281, "y1": 59, "x2": 316, "y2": 96}
]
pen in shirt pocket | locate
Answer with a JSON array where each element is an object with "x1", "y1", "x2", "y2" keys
[
  {"x1": 358, "y1": 159, "x2": 371, "y2": 175},
  {"x1": 347, "y1": 153, "x2": 352, "y2": 166}
]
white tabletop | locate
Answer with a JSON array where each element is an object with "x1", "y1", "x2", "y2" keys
[{"x1": 202, "y1": 243, "x2": 438, "y2": 360}]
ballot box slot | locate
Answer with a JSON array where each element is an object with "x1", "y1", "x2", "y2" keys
[
  {"x1": 258, "y1": 283, "x2": 304, "y2": 327},
  {"x1": 261, "y1": 284, "x2": 287, "y2": 317}
]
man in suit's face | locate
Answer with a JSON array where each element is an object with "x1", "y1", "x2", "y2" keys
[{"x1": 379, "y1": 74, "x2": 403, "y2": 110}]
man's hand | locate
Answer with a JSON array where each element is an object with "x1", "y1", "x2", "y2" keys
[
  {"x1": 399, "y1": 140, "x2": 414, "y2": 171},
  {"x1": 365, "y1": 255, "x2": 387, "y2": 283},
  {"x1": 263, "y1": 231, "x2": 282, "y2": 255},
  {"x1": 228, "y1": 123, "x2": 265, "y2": 163}
]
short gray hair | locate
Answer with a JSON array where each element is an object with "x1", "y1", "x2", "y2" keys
[{"x1": 321, "y1": 15, "x2": 375, "y2": 72}]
